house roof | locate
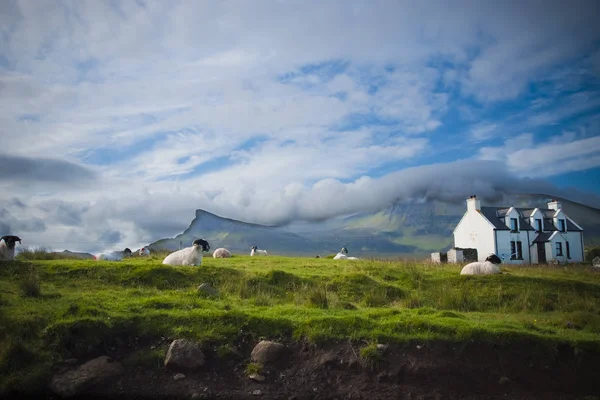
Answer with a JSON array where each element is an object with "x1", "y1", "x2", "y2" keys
[
  {"x1": 544, "y1": 218, "x2": 557, "y2": 231},
  {"x1": 566, "y1": 219, "x2": 583, "y2": 232},
  {"x1": 533, "y1": 232, "x2": 553, "y2": 243},
  {"x1": 480, "y1": 207, "x2": 510, "y2": 230},
  {"x1": 519, "y1": 209, "x2": 534, "y2": 218},
  {"x1": 480, "y1": 206, "x2": 535, "y2": 231},
  {"x1": 473, "y1": 204, "x2": 582, "y2": 233}
]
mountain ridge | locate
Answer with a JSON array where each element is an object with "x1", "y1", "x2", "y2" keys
[{"x1": 147, "y1": 194, "x2": 600, "y2": 257}]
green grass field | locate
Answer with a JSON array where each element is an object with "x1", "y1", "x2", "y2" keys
[{"x1": 2, "y1": 253, "x2": 600, "y2": 395}]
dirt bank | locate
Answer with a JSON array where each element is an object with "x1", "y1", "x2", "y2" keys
[{"x1": 14, "y1": 340, "x2": 600, "y2": 400}]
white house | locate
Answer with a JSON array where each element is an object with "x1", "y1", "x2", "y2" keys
[{"x1": 453, "y1": 196, "x2": 584, "y2": 264}]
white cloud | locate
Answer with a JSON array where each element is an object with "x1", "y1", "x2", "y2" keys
[
  {"x1": 469, "y1": 123, "x2": 499, "y2": 142},
  {"x1": 479, "y1": 134, "x2": 600, "y2": 177},
  {"x1": 1, "y1": 0, "x2": 599, "y2": 252}
]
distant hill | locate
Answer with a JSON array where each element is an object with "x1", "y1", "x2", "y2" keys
[
  {"x1": 147, "y1": 209, "x2": 331, "y2": 256},
  {"x1": 147, "y1": 194, "x2": 600, "y2": 258},
  {"x1": 55, "y1": 250, "x2": 95, "y2": 259}
]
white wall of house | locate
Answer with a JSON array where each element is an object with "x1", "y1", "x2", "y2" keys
[
  {"x1": 529, "y1": 209, "x2": 544, "y2": 232},
  {"x1": 547, "y1": 231, "x2": 584, "y2": 263},
  {"x1": 496, "y1": 230, "x2": 531, "y2": 264},
  {"x1": 453, "y1": 209, "x2": 496, "y2": 262}
]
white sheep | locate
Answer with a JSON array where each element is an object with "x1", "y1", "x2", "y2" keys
[
  {"x1": 213, "y1": 248, "x2": 231, "y2": 258},
  {"x1": 162, "y1": 239, "x2": 210, "y2": 266},
  {"x1": 250, "y1": 246, "x2": 268, "y2": 256},
  {"x1": 333, "y1": 247, "x2": 349, "y2": 260},
  {"x1": 0, "y1": 235, "x2": 21, "y2": 261},
  {"x1": 94, "y1": 248, "x2": 132, "y2": 261},
  {"x1": 333, "y1": 247, "x2": 359, "y2": 260},
  {"x1": 460, "y1": 254, "x2": 502, "y2": 275},
  {"x1": 139, "y1": 247, "x2": 150, "y2": 256}
]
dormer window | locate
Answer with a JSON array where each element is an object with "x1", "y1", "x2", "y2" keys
[
  {"x1": 510, "y1": 218, "x2": 518, "y2": 232},
  {"x1": 558, "y1": 219, "x2": 566, "y2": 232},
  {"x1": 535, "y1": 219, "x2": 542, "y2": 232}
]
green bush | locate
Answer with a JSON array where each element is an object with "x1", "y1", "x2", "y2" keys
[{"x1": 584, "y1": 246, "x2": 600, "y2": 263}]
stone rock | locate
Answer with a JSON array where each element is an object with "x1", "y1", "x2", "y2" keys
[
  {"x1": 248, "y1": 373, "x2": 265, "y2": 382},
  {"x1": 63, "y1": 358, "x2": 78, "y2": 365},
  {"x1": 164, "y1": 339, "x2": 205, "y2": 370},
  {"x1": 174, "y1": 373, "x2": 186, "y2": 381},
  {"x1": 498, "y1": 376, "x2": 512, "y2": 385},
  {"x1": 593, "y1": 256, "x2": 600, "y2": 268},
  {"x1": 250, "y1": 340, "x2": 285, "y2": 365},
  {"x1": 49, "y1": 356, "x2": 124, "y2": 398},
  {"x1": 197, "y1": 283, "x2": 219, "y2": 297},
  {"x1": 252, "y1": 389, "x2": 262, "y2": 396},
  {"x1": 376, "y1": 344, "x2": 388, "y2": 352}
]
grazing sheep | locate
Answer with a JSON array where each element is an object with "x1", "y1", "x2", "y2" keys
[
  {"x1": 250, "y1": 246, "x2": 268, "y2": 256},
  {"x1": 94, "y1": 248, "x2": 132, "y2": 261},
  {"x1": 0, "y1": 235, "x2": 21, "y2": 261},
  {"x1": 460, "y1": 253, "x2": 502, "y2": 275},
  {"x1": 213, "y1": 248, "x2": 231, "y2": 258},
  {"x1": 139, "y1": 247, "x2": 150, "y2": 256},
  {"x1": 163, "y1": 239, "x2": 210, "y2": 266}
]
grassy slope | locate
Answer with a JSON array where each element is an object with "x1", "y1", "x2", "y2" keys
[{"x1": 2, "y1": 254, "x2": 600, "y2": 394}]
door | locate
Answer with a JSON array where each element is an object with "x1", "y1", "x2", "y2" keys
[{"x1": 537, "y1": 243, "x2": 547, "y2": 264}]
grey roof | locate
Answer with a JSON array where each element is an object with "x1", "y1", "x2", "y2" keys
[
  {"x1": 542, "y1": 209, "x2": 557, "y2": 218},
  {"x1": 477, "y1": 205, "x2": 582, "y2": 233},
  {"x1": 517, "y1": 208, "x2": 534, "y2": 218},
  {"x1": 479, "y1": 207, "x2": 510, "y2": 230},
  {"x1": 544, "y1": 219, "x2": 557, "y2": 231},
  {"x1": 566, "y1": 219, "x2": 583, "y2": 232},
  {"x1": 479, "y1": 206, "x2": 534, "y2": 231},
  {"x1": 533, "y1": 232, "x2": 553, "y2": 243}
]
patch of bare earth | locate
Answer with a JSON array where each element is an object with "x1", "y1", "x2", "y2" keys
[{"x1": 30, "y1": 340, "x2": 600, "y2": 400}]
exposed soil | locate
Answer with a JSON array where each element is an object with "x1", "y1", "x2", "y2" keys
[{"x1": 13, "y1": 340, "x2": 600, "y2": 400}]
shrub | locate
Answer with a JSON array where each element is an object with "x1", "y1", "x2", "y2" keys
[
  {"x1": 20, "y1": 265, "x2": 41, "y2": 298},
  {"x1": 584, "y1": 246, "x2": 600, "y2": 263}
]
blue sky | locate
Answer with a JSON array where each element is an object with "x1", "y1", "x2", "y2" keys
[{"x1": 0, "y1": 0, "x2": 599, "y2": 252}]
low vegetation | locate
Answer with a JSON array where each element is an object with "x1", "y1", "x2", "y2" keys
[{"x1": 1, "y1": 254, "x2": 600, "y2": 395}]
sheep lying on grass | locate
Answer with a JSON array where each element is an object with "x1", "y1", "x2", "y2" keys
[
  {"x1": 0, "y1": 235, "x2": 21, "y2": 261},
  {"x1": 250, "y1": 246, "x2": 268, "y2": 256},
  {"x1": 139, "y1": 247, "x2": 150, "y2": 256},
  {"x1": 213, "y1": 248, "x2": 231, "y2": 258},
  {"x1": 94, "y1": 248, "x2": 132, "y2": 261},
  {"x1": 163, "y1": 239, "x2": 210, "y2": 266},
  {"x1": 460, "y1": 254, "x2": 502, "y2": 275},
  {"x1": 333, "y1": 247, "x2": 359, "y2": 260}
]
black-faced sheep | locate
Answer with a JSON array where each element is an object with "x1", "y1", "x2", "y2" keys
[
  {"x1": 250, "y1": 246, "x2": 268, "y2": 256},
  {"x1": 163, "y1": 239, "x2": 210, "y2": 266},
  {"x1": 460, "y1": 253, "x2": 502, "y2": 275},
  {"x1": 0, "y1": 235, "x2": 21, "y2": 261},
  {"x1": 94, "y1": 248, "x2": 133, "y2": 261}
]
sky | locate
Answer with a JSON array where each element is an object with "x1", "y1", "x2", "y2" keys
[{"x1": 1, "y1": 0, "x2": 600, "y2": 253}]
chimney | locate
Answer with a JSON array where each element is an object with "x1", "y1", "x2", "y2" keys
[
  {"x1": 547, "y1": 199, "x2": 562, "y2": 211},
  {"x1": 467, "y1": 195, "x2": 481, "y2": 212}
]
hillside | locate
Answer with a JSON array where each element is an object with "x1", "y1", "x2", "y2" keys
[
  {"x1": 147, "y1": 209, "x2": 330, "y2": 256},
  {"x1": 147, "y1": 194, "x2": 600, "y2": 257},
  {"x1": 2, "y1": 256, "x2": 600, "y2": 398}
]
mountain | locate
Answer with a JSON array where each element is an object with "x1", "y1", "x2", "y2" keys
[
  {"x1": 147, "y1": 194, "x2": 600, "y2": 258},
  {"x1": 147, "y1": 209, "x2": 331, "y2": 256}
]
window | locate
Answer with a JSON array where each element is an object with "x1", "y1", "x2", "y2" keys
[
  {"x1": 556, "y1": 242, "x2": 563, "y2": 256},
  {"x1": 510, "y1": 241, "x2": 523, "y2": 260},
  {"x1": 510, "y1": 218, "x2": 518, "y2": 232},
  {"x1": 535, "y1": 219, "x2": 542, "y2": 232},
  {"x1": 566, "y1": 241, "x2": 571, "y2": 259},
  {"x1": 558, "y1": 219, "x2": 566, "y2": 232}
]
